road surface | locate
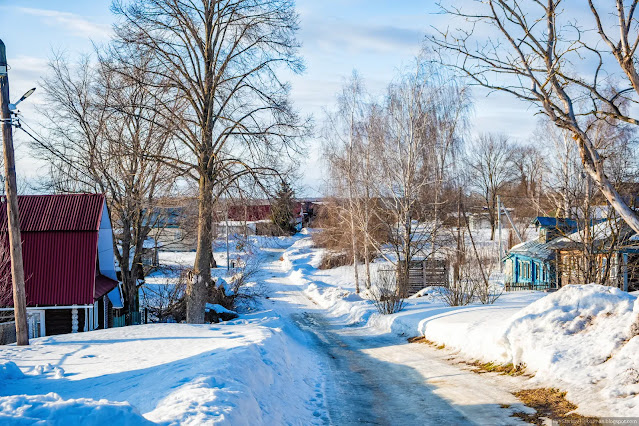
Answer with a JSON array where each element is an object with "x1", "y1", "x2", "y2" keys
[{"x1": 258, "y1": 247, "x2": 530, "y2": 426}]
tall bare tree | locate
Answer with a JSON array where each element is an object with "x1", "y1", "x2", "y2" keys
[
  {"x1": 324, "y1": 71, "x2": 366, "y2": 292},
  {"x1": 465, "y1": 133, "x2": 516, "y2": 240},
  {"x1": 430, "y1": 0, "x2": 639, "y2": 234},
  {"x1": 112, "y1": 0, "x2": 308, "y2": 322},
  {"x1": 34, "y1": 52, "x2": 177, "y2": 315}
]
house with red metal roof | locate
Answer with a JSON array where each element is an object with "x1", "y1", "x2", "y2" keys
[{"x1": 0, "y1": 194, "x2": 123, "y2": 340}]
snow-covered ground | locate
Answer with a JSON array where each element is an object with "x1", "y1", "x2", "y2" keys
[
  {"x1": 0, "y1": 258, "x2": 328, "y2": 425},
  {"x1": 3, "y1": 231, "x2": 638, "y2": 423},
  {"x1": 282, "y1": 236, "x2": 639, "y2": 417}
]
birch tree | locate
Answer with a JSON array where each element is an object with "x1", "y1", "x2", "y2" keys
[
  {"x1": 324, "y1": 71, "x2": 366, "y2": 293},
  {"x1": 465, "y1": 133, "x2": 516, "y2": 240}
]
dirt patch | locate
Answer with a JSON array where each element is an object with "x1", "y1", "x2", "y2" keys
[
  {"x1": 513, "y1": 388, "x2": 599, "y2": 425},
  {"x1": 407, "y1": 336, "x2": 437, "y2": 345},
  {"x1": 470, "y1": 361, "x2": 527, "y2": 377}
]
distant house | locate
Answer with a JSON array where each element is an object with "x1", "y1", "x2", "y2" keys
[
  {"x1": 532, "y1": 216, "x2": 578, "y2": 242},
  {"x1": 504, "y1": 216, "x2": 577, "y2": 290},
  {"x1": 549, "y1": 219, "x2": 639, "y2": 291},
  {"x1": 147, "y1": 204, "x2": 198, "y2": 252},
  {"x1": 0, "y1": 194, "x2": 123, "y2": 340}
]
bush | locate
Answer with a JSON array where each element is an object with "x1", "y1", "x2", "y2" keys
[
  {"x1": 318, "y1": 251, "x2": 352, "y2": 269},
  {"x1": 371, "y1": 270, "x2": 406, "y2": 314}
]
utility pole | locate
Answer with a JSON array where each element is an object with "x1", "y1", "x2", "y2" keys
[
  {"x1": 497, "y1": 195, "x2": 502, "y2": 272},
  {"x1": 0, "y1": 39, "x2": 28, "y2": 345},
  {"x1": 225, "y1": 207, "x2": 230, "y2": 270}
]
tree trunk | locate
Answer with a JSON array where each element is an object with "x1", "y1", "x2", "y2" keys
[
  {"x1": 350, "y1": 212, "x2": 360, "y2": 294},
  {"x1": 188, "y1": 172, "x2": 213, "y2": 324},
  {"x1": 574, "y1": 133, "x2": 639, "y2": 235}
]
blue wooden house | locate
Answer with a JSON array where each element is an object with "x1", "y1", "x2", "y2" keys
[
  {"x1": 504, "y1": 239, "x2": 556, "y2": 289},
  {"x1": 504, "y1": 216, "x2": 577, "y2": 290}
]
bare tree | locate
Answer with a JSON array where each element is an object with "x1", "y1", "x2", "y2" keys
[
  {"x1": 323, "y1": 71, "x2": 367, "y2": 292},
  {"x1": 370, "y1": 269, "x2": 406, "y2": 314},
  {"x1": 465, "y1": 133, "x2": 516, "y2": 240},
  {"x1": 430, "y1": 0, "x2": 639, "y2": 234},
  {"x1": 0, "y1": 238, "x2": 14, "y2": 321},
  {"x1": 369, "y1": 63, "x2": 445, "y2": 287},
  {"x1": 34, "y1": 52, "x2": 176, "y2": 315},
  {"x1": 112, "y1": 0, "x2": 308, "y2": 322}
]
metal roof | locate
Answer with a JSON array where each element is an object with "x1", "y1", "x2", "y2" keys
[
  {"x1": 0, "y1": 194, "x2": 105, "y2": 232},
  {"x1": 0, "y1": 194, "x2": 109, "y2": 306},
  {"x1": 507, "y1": 239, "x2": 555, "y2": 261},
  {"x1": 533, "y1": 216, "x2": 577, "y2": 230}
]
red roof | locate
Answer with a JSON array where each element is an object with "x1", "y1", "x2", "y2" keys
[
  {"x1": 94, "y1": 274, "x2": 118, "y2": 300},
  {"x1": 227, "y1": 203, "x2": 303, "y2": 221},
  {"x1": 0, "y1": 194, "x2": 105, "y2": 231},
  {"x1": 0, "y1": 194, "x2": 110, "y2": 306}
]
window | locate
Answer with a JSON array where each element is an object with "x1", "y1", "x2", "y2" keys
[{"x1": 519, "y1": 260, "x2": 531, "y2": 280}]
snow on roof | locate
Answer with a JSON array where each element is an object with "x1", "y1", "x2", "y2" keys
[
  {"x1": 507, "y1": 239, "x2": 554, "y2": 261},
  {"x1": 548, "y1": 218, "x2": 632, "y2": 250}
]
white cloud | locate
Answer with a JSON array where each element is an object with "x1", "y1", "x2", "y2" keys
[{"x1": 16, "y1": 7, "x2": 111, "y2": 40}]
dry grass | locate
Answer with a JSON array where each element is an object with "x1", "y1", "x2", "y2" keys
[
  {"x1": 513, "y1": 388, "x2": 599, "y2": 425},
  {"x1": 470, "y1": 361, "x2": 527, "y2": 376},
  {"x1": 319, "y1": 251, "x2": 352, "y2": 269},
  {"x1": 407, "y1": 336, "x2": 437, "y2": 345}
]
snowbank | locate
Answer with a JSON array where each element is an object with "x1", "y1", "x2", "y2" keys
[
  {"x1": 497, "y1": 284, "x2": 639, "y2": 416},
  {"x1": 0, "y1": 319, "x2": 324, "y2": 425},
  {"x1": 0, "y1": 361, "x2": 24, "y2": 380},
  {"x1": 0, "y1": 393, "x2": 153, "y2": 426},
  {"x1": 286, "y1": 236, "x2": 639, "y2": 416}
]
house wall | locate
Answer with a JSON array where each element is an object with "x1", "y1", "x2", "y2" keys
[
  {"x1": 507, "y1": 254, "x2": 554, "y2": 288},
  {"x1": 45, "y1": 309, "x2": 72, "y2": 335},
  {"x1": 43, "y1": 308, "x2": 92, "y2": 336},
  {"x1": 558, "y1": 250, "x2": 623, "y2": 287},
  {"x1": 152, "y1": 226, "x2": 198, "y2": 252}
]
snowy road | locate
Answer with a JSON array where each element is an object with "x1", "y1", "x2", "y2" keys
[{"x1": 259, "y1": 246, "x2": 528, "y2": 426}]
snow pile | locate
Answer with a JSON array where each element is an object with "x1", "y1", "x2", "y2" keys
[
  {"x1": 0, "y1": 320, "x2": 324, "y2": 425},
  {"x1": 0, "y1": 360, "x2": 24, "y2": 380},
  {"x1": 205, "y1": 303, "x2": 237, "y2": 315},
  {"x1": 0, "y1": 393, "x2": 153, "y2": 426},
  {"x1": 305, "y1": 283, "x2": 372, "y2": 323},
  {"x1": 497, "y1": 284, "x2": 639, "y2": 415}
]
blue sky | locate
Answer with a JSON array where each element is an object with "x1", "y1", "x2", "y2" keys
[{"x1": 0, "y1": 0, "x2": 537, "y2": 196}]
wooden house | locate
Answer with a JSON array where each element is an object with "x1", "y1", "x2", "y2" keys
[
  {"x1": 548, "y1": 219, "x2": 639, "y2": 291},
  {"x1": 0, "y1": 194, "x2": 123, "y2": 340},
  {"x1": 504, "y1": 216, "x2": 577, "y2": 290},
  {"x1": 504, "y1": 239, "x2": 556, "y2": 290}
]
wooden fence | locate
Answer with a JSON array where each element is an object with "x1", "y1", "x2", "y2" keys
[
  {"x1": 505, "y1": 282, "x2": 557, "y2": 292},
  {"x1": 397, "y1": 259, "x2": 449, "y2": 296}
]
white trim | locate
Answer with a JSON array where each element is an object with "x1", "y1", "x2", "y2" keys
[
  {"x1": 93, "y1": 301, "x2": 98, "y2": 330},
  {"x1": 0, "y1": 305, "x2": 94, "y2": 312},
  {"x1": 71, "y1": 307, "x2": 78, "y2": 333}
]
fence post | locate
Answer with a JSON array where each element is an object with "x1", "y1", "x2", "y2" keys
[{"x1": 422, "y1": 260, "x2": 427, "y2": 288}]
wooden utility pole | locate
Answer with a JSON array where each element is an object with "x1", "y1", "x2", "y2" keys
[
  {"x1": 0, "y1": 39, "x2": 28, "y2": 346},
  {"x1": 497, "y1": 195, "x2": 502, "y2": 272}
]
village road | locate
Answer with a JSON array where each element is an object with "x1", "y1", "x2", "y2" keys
[{"x1": 260, "y1": 247, "x2": 529, "y2": 426}]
